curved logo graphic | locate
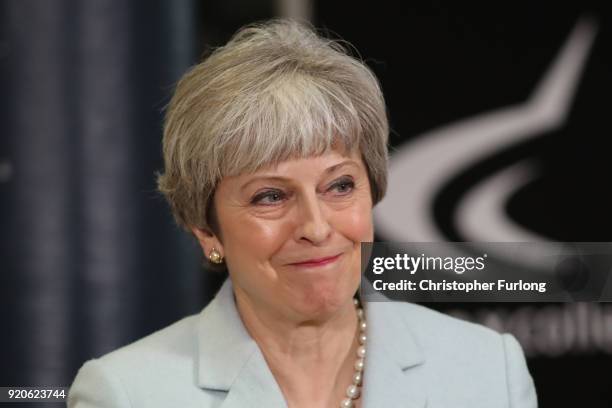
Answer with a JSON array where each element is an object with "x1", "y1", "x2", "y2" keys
[{"x1": 374, "y1": 17, "x2": 598, "y2": 269}]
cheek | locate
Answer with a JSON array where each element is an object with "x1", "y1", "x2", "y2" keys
[
  {"x1": 223, "y1": 216, "x2": 290, "y2": 267},
  {"x1": 339, "y1": 202, "x2": 374, "y2": 243}
]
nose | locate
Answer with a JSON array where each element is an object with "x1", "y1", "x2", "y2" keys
[{"x1": 294, "y1": 192, "x2": 332, "y2": 245}]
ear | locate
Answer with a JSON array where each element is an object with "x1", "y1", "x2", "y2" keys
[{"x1": 191, "y1": 227, "x2": 224, "y2": 260}]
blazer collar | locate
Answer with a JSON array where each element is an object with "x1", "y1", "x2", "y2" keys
[
  {"x1": 196, "y1": 279, "x2": 287, "y2": 407},
  {"x1": 196, "y1": 278, "x2": 427, "y2": 407},
  {"x1": 361, "y1": 299, "x2": 428, "y2": 407}
]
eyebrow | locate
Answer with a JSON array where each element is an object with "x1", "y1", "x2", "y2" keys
[{"x1": 240, "y1": 160, "x2": 360, "y2": 193}]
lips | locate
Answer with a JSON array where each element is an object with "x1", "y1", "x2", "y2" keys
[{"x1": 289, "y1": 253, "x2": 342, "y2": 267}]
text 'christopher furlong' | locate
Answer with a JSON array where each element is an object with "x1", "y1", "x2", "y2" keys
[{"x1": 373, "y1": 279, "x2": 547, "y2": 293}]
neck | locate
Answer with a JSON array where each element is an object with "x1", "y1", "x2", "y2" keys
[{"x1": 233, "y1": 287, "x2": 360, "y2": 407}]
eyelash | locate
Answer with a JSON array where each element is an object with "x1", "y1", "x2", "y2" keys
[{"x1": 250, "y1": 178, "x2": 355, "y2": 206}]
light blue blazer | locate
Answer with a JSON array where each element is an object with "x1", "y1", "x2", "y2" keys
[{"x1": 68, "y1": 279, "x2": 537, "y2": 407}]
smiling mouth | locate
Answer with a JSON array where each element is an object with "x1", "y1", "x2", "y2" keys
[{"x1": 289, "y1": 253, "x2": 343, "y2": 267}]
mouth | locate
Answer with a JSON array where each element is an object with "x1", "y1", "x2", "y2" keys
[{"x1": 289, "y1": 253, "x2": 343, "y2": 267}]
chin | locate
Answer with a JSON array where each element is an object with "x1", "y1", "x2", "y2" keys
[{"x1": 289, "y1": 277, "x2": 357, "y2": 320}]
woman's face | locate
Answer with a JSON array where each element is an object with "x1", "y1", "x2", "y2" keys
[{"x1": 199, "y1": 147, "x2": 374, "y2": 321}]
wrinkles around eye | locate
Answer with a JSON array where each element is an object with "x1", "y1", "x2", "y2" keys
[{"x1": 249, "y1": 176, "x2": 357, "y2": 206}]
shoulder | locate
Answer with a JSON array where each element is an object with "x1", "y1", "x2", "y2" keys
[
  {"x1": 367, "y1": 301, "x2": 538, "y2": 407},
  {"x1": 370, "y1": 300, "x2": 503, "y2": 348},
  {"x1": 97, "y1": 312, "x2": 199, "y2": 374},
  {"x1": 68, "y1": 313, "x2": 212, "y2": 408},
  {"x1": 377, "y1": 300, "x2": 527, "y2": 363}
]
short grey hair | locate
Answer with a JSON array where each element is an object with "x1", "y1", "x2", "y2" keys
[{"x1": 158, "y1": 19, "x2": 389, "y2": 233}]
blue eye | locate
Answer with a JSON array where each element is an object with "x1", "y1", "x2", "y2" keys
[
  {"x1": 330, "y1": 178, "x2": 355, "y2": 194},
  {"x1": 251, "y1": 190, "x2": 286, "y2": 205},
  {"x1": 250, "y1": 178, "x2": 354, "y2": 206}
]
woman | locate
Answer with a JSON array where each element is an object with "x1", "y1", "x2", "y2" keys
[{"x1": 68, "y1": 20, "x2": 537, "y2": 408}]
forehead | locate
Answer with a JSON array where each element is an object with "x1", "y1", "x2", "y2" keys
[
  {"x1": 259, "y1": 148, "x2": 363, "y2": 174},
  {"x1": 217, "y1": 148, "x2": 365, "y2": 192}
]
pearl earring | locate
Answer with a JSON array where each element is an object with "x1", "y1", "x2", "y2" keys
[{"x1": 208, "y1": 248, "x2": 223, "y2": 264}]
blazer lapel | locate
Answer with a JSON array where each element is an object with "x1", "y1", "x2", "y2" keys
[
  {"x1": 361, "y1": 300, "x2": 428, "y2": 408},
  {"x1": 195, "y1": 279, "x2": 427, "y2": 407},
  {"x1": 219, "y1": 349, "x2": 288, "y2": 408},
  {"x1": 196, "y1": 279, "x2": 287, "y2": 408}
]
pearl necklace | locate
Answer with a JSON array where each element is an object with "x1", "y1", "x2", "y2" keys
[{"x1": 340, "y1": 298, "x2": 366, "y2": 408}]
